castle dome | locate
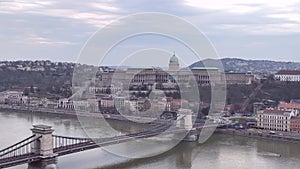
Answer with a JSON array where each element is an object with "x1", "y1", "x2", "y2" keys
[{"x1": 169, "y1": 53, "x2": 179, "y2": 63}]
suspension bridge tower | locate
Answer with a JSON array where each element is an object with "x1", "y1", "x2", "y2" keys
[
  {"x1": 176, "y1": 109, "x2": 198, "y2": 141},
  {"x1": 176, "y1": 109, "x2": 193, "y2": 130},
  {"x1": 28, "y1": 125, "x2": 57, "y2": 169}
]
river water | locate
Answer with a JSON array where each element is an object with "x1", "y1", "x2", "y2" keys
[{"x1": 1, "y1": 110, "x2": 300, "y2": 169}]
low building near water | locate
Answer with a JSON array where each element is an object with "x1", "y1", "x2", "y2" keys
[
  {"x1": 257, "y1": 108, "x2": 299, "y2": 132},
  {"x1": 0, "y1": 90, "x2": 28, "y2": 105},
  {"x1": 290, "y1": 116, "x2": 300, "y2": 133}
]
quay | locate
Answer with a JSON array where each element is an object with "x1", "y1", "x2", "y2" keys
[
  {"x1": 216, "y1": 128, "x2": 300, "y2": 144},
  {"x1": 0, "y1": 104, "x2": 167, "y2": 124}
]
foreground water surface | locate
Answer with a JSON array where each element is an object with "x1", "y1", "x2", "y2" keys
[{"x1": 1, "y1": 110, "x2": 300, "y2": 169}]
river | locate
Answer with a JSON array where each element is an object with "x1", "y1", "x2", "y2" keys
[{"x1": 1, "y1": 110, "x2": 300, "y2": 169}]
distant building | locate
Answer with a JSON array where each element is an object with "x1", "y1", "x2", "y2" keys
[
  {"x1": 224, "y1": 72, "x2": 254, "y2": 85},
  {"x1": 99, "y1": 98, "x2": 114, "y2": 109},
  {"x1": 253, "y1": 102, "x2": 266, "y2": 115},
  {"x1": 46, "y1": 100, "x2": 58, "y2": 108},
  {"x1": 99, "y1": 70, "x2": 114, "y2": 86},
  {"x1": 96, "y1": 53, "x2": 225, "y2": 87},
  {"x1": 58, "y1": 98, "x2": 98, "y2": 112},
  {"x1": 191, "y1": 67, "x2": 221, "y2": 85},
  {"x1": 89, "y1": 86, "x2": 122, "y2": 95},
  {"x1": 275, "y1": 70, "x2": 300, "y2": 82},
  {"x1": 168, "y1": 53, "x2": 180, "y2": 71},
  {"x1": 221, "y1": 105, "x2": 232, "y2": 117},
  {"x1": 278, "y1": 103, "x2": 300, "y2": 111},
  {"x1": 0, "y1": 90, "x2": 28, "y2": 105},
  {"x1": 257, "y1": 108, "x2": 298, "y2": 132},
  {"x1": 125, "y1": 67, "x2": 168, "y2": 85},
  {"x1": 58, "y1": 98, "x2": 74, "y2": 110},
  {"x1": 290, "y1": 116, "x2": 300, "y2": 133},
  {"x1": 91, "y1": 53, "x2": 261, "y2": 94},
  {"x1": 290, "y1": 99, "x2": 300, "y2": 104},
  {"x1": 167, "y1": 98, "x2": 189, "y2": 112},
  {"x1": 113, "y1": 96, "x2": 126, "y2": 110}
]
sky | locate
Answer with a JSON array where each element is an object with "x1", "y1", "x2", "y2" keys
[{"x1": 1, "y1": 0, "x2": 300, "y2": 66}]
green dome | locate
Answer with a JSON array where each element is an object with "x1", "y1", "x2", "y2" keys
[{"x1": 170, "y1": 54, "x2": 178, "y2": 63}]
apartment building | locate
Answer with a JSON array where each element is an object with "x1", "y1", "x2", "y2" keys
[
  {"x1": 257, "y1": 108, "x2": 299, "y2": 132},
  {"x1": 290, "y1": 116, "x2": 300, "y2": 133},
  {"x1": 275, "y1": 70, "x2": 300, "y2": 82}
]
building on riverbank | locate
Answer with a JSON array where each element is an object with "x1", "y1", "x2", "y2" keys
[
  {"x1": 257, "y1": 108, "x2": 299, "y2": 132},
  {"x1": 278, "y1": 103, "x2": 300, "y2": 111},
  {"x1": 275, "y1": 70, "x2": 300, "y2": 82},
  {"x1": 0, "y1": 90, "x2": 28, "y2": 105},
  {"x1": 291, "y1": 116, "x2": 300, "y2": 133}
]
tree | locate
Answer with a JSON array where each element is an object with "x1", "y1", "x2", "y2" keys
[
  {"x1": 30, "y1": 85, "x2": 34, "y2": 93},
  {"x1": 202, "y1": 106, "x2": 210, "y2": 116},
  {"x1": 23, "y1": 88, "x2": 29, "y2": 96}
]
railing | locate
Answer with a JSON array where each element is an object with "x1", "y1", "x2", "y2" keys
[
  {"x1": 0, "y1": 135, "x2": 40, "y2": 160},
  {"x1": 0, "y1": 119, "x2": 194, "y2": 168},
  {"x1": 53, "y1": 135, "x2": 93, "y2": 149},
  {"x1": 52, "y1": 121, "x2": 175, "y2": 155}
]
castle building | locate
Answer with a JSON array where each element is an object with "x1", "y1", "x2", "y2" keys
[
  {"x1": 275, "y1": 70, "x2": 300, "y2": 82},
  {"x1": 168, "y1": 53, "x2": 180, "y2": 71},
  {"x1": 95, "y1": 53, "x2": 254, "y2": 87},
  {"x1": 223, "y1": 72, "x2": 254, "y2": 85}
]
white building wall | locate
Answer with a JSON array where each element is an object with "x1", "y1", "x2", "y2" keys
[{"x1": 275, "y1": 74, "x2": 300, "y2": 82}]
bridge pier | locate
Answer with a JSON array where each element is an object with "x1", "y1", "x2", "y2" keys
[
  {"x1": 176, "y1": 109, "x2": 193, "y2": 130},
  {"x1": 176, "y1": 142, "x2": 193, "y2": 168},
  {"x1": 29, "y1": 125, "x2": 58, "y2": 169},
  {"x1": 176, "y1": 109, "x2": 199, "y2": 142},
  {"x1": 183, "y1": 129, "x2": 199, "y2": 142},
  {"x1": 28, "y1": 158, "x2": 57, "y2": 169}
]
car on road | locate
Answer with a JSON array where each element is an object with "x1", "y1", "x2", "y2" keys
[
  {"x1": 269, "y1": 131, "x2": 276, "y2": 135},
  {"x1": 257, "y1": 130, "x2": 263, "y2": 136}
]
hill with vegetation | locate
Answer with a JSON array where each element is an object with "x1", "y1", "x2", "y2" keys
[
  {"x1": 1, "y1": 60, "x2": 300, "y2": 106},
  {"x1": 189, "y1": 58, "x2": 300, "y2": 73}
]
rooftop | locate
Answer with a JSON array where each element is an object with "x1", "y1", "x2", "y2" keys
[
  {"x1": 191, "y1": 67, "x2": 219, "y2": 71},
  {"x1": 169, "y1": 53, "x2": 179, "y2": 63},
  {"x1": 262, "y1": 109, "x2": 292, "y2": 115},
  {"x1": 276, "y1": 70, "x2": 300, "y2": 75},
  {"x1": 127, "y1": 66, "x2": 162, "y2": 70},
  {"x1": 278, "y1": 103, "x2": 300, "y2": 110},
  {"x1": 291, "y1": 116, "x2": 300, "y2": 120}
]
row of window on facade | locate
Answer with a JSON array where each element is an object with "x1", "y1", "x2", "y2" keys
[
  {"x1": 97, "y1": 68, "x2": 254, "y2": 86},
  {"x1": 57, "y1": 97, "x2": 187, "y2": 113},
  {"x1": 257, "y1": 108, "x2": 300, "y2": 132},
  {"x1": 274, "y1": 70, "x2": 300, "y2": 82}
]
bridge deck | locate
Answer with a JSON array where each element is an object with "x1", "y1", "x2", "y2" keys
[
  {"x1": 0, "y1": 121, "x2": 219, "y2": 168},
  {"x1": 0, "y1": 153, "x2": 40, "y2": 168}
]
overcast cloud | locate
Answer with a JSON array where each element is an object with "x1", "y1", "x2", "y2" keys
[{"x1": 1, "y1": 0, "x2": 300, "y2": 64}]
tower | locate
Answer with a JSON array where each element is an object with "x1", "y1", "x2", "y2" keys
[
  {"x1": 31, "y1": 125, "x2": 55, "y2": 157},
  {"x1": 29, "y1": 125, "x2": 57, "y2": 169},
  {"x1": 169, "y1": 52, "x2": 179, "y2": 71}
]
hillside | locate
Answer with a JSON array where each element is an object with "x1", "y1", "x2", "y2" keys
[{"x1": 189, "y1": 58, "x2": 300, "y2": 74}]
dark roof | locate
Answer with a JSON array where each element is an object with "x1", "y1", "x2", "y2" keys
[
  {"x1": 291, "y1": 116, "x2": 300, "y2": 120},
  {"x1": 278, "y1": 103, "x2": 300, "y2": 110},
  {"x1": 276, "y1": 70, "x2": 300, "y2": 75},
  {"x1": 263, "y1": 109, "x2": 291, "y2": 115}
]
